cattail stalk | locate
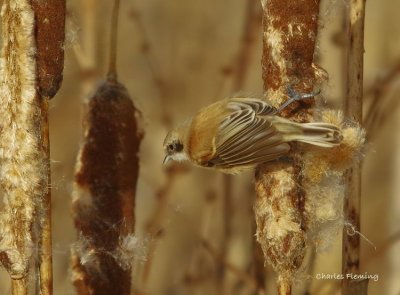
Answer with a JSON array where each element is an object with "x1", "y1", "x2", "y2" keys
[
  {"x1": 71, "y1": 0, "x2": 143, "y2": 293},
  {"x1": 37, "y1": 99, "x2": 52, "y2": 295},
  {"x1": 0, "y1": 4, "x2": 39, "y2": 290},
  {"x1": 31, "y1": 2, "x2": 66, "y2": 294},
  {"x1": 342, "y1": 0, "x2": 366, "y2": 293},
  {"x1": 0, "y1": 0, "x2": 64, "y2": 294},
  {"x1": 255, "y1": 1, "x2": 321, "y2": 294},
  {"x1": 107, "y1": 0, "x2": 120, "y2": 81}
]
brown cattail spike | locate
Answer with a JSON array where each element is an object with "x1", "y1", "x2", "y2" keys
[
  {"x1": 72, "y1": 79, "x2": 142, "y2": 295},
  {"x1": 71, "y1": 1, "x2": 143, "y2": 293},
  {"x1": 31, "y1": 0, "x2": 66, "y2": 99},
  {"x1": 255, "y1": 0, "x2": 320, "y2": 293}
]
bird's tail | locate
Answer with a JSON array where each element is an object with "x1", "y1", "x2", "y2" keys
[{"x1": 273, "y1": 118, "x2": 343, "y2": 147}]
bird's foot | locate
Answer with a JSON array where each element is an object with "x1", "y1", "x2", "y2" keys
[{"x1": 276, "y1": 86, "x2": 320, "y2": 113}]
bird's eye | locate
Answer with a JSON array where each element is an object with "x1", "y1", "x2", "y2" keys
[{"x1": 168, "y1": 144, "x2": 174, "y2": 152}]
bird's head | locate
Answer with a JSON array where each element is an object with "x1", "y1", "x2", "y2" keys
[{"x1": 163, "y1": 129, "x2": 188, "y2": 165}]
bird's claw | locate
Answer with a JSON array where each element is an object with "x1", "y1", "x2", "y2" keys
[{"x1": 276, "y1": 86, "x2": 321, "y2": 113}]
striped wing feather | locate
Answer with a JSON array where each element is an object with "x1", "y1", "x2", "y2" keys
[{"x1": 208, "y1": 98, "x2": 290, "y2": 169}]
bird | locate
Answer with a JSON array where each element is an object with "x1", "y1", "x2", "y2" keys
[{"x1": 163, "y1": 90, "x2": 342, "y2": 174}]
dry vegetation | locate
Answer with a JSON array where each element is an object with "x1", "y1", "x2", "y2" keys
[{"x1": 0, "y1": 0, "x2": 400, "y2": 294}]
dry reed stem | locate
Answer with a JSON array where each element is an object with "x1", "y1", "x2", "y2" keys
[
  {"x1": 232, "y1": 0, "x2": 262, "y2": 91},
  {"x1": 128, "y1": 5, "x2": 192, "y2": 284},
  {"x1": 364, "y1": 230, "x2": 400, "y2": 265},
  {"x1": 128, "y1": 7, "x2": 181, "y2": 287},
  {"x1": 364, "y1": 58, "x2": 400, "y2": 98},
  {"x1": 302, "y1": 246, "x2": 316, "y2": 295},
  {"x1": 342, "y1": 0, "x2": 366, "y2": 293},
  {"x1": 346, "y1": 279, "x2": 369, "y2": 295},
  {"x1": 0, "y1": 2, "x2": 49, "y2": 294},
  {"x1": 366, "y1": 90, "x2": 400, "y2": 141},
  {"x1": 81, "y1": 0, "x2": 96, "y2": 72},
  {"x1": 202, "y1": 239, "x2": 258, "y2": 290},
  {"x1": 139, "y1": 166, "x2": 183, "y2": 288},
  {"x1": 128, "y1": 9, "x2": 179, "y2": 287},
  {"x1": 11, "y1": 279, "x2": 28, "y2": 295},
  {"x1": 72, "y1": 0, "x2": 98, "y2": 97},
  {"x1": 221, "y1": 0, "x2": 261, "y2": 291},
  {"x1": 255, "y1": 1, "x2": 320, "y2": 294},
  {"x1": 128, "y1": 7, "x2": 192, "y2": 290},
  {"x1": 37, "y1": 99, "x2": 52, "y2": 295},
  {"x1": 71, "y1": 1, "x2": 143, "y2": 293},
  {"x1": 107, "y1": 0, "x2": 120, "y2": 81},
  {"x1": 30, "y1": 2, "x2": 66, "y2": 294},
  {"x1": 277, "y1": 281, "x2": 291, "y2": 295},
  {"x1": 364, "y1": 58, "x2": 400, "y2": 140},
  {"x1": 129, "y1": 6, "x2": 171, "y2": 126}
]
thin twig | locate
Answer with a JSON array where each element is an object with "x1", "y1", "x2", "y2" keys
[
  {"x1": 363, "y1": 59, "x2": 400, "y2": 140},
  {"x1": 72, "y1": 0, "x2": 98, "y2": 97},
  {"x1": 303, "y1": 246, "x2": 316, "y2": 295},
  {"x1": 232, "y1": 0, "x2": 262, "y2": 91},
  {"x1": 364, "y1": 58, "x2": 400, "y2": 99},
  {"x1": 214, "y1": 0, "x2": 261, "y2": 99},
  {"x1": 139, "y1": 166, "x2": 185, "y2": 288},
  {"x1": 366, "y1": 87, "x2": 400, "y2": 140},
  {"x1": 127, "y1": 5, "x2": 188, "y2": 291},
  {"x1": 81, "y1": 0, "x2": 97, "y2": 72},
  {"x1": 129, "y1": 7, "x2": 171, "y2": 126},
  {"x1": 364, "y1": 230, "x2": 400, "y2": 266},
  {"x1": 127, "y1": 15, "x2": 179, "y2": 285},
  {"x1": 202, "y1": 239, "x2": 258, "y2": 290},
  {"x1": 342, "y1": 0, "x2": 366, "y2": 294}
]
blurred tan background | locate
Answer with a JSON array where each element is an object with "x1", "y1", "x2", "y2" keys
[{"x1": 1, "y1": 0, "x2": 400, "y2": 294}]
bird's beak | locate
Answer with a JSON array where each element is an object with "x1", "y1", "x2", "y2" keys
[{"x1": 163, "y1": 155, "x2": 171, "y2": 166}]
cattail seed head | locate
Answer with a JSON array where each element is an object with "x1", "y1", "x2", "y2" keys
[
  {"x1": 72, "y1": 79, "x2": 143, "y2": 294},
  {"x1": 0, "y1": 0, "x2": 47, "y2": 279}
]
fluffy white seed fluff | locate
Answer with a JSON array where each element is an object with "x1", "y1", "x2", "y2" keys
[{"x1": 0, "y1": 0, "x2": 46, "y2": 279}]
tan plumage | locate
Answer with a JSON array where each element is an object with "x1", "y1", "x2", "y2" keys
[{"x1": 163, "y1": 97, "x2": 342, "y2": 174}]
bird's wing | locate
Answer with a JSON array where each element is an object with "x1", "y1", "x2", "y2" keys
[{"x1": 207, "y1": 98, "x2": 290, "y2": 169}]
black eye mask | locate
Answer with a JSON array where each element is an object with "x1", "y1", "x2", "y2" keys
[
  {"x1": 174, "y1": 141, "x2": 183, "y2": 152},
  {"x1": 166, "y1": 141, "x2": 184, "y2": 154}
]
